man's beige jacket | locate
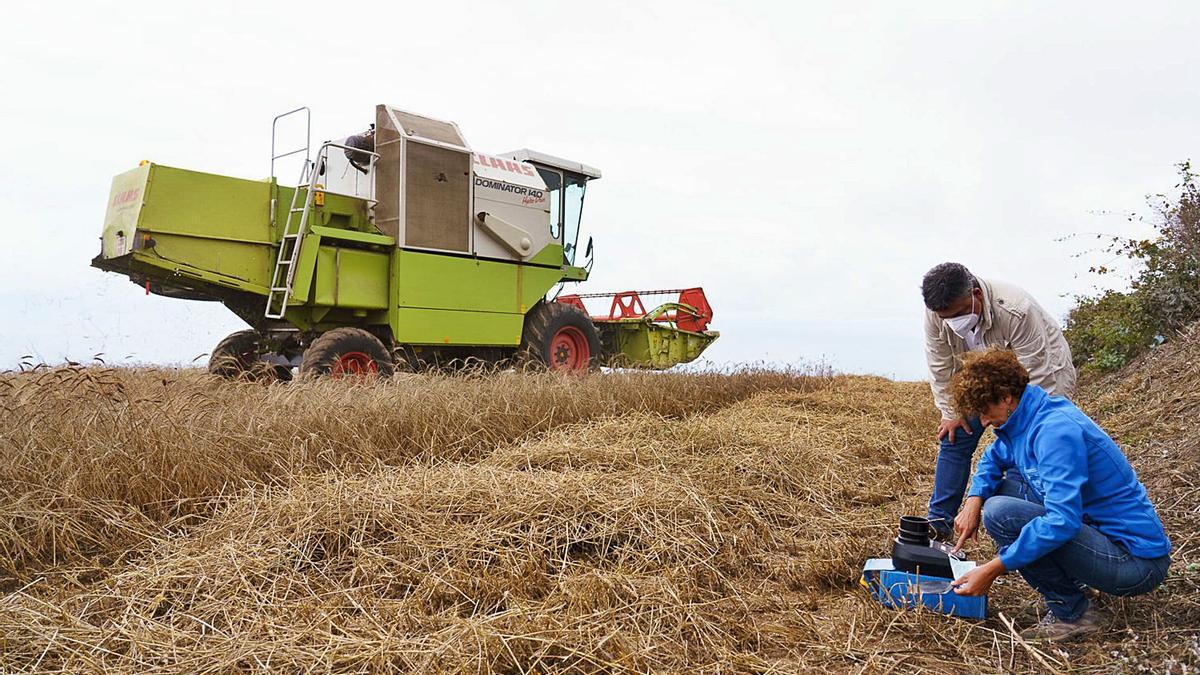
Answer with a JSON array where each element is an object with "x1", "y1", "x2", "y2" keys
[{"x1": 925, "y1": 277, "x2": 1077, "y2": 420}]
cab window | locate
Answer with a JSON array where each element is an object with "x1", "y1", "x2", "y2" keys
[
  {"x1": 563, "y1": 173, "x2": 587, "y2": 265},
  {"x1": 536, "y1": 168, "x2": 563, "y2": 238}
]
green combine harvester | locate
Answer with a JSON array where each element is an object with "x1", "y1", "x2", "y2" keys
[{"x1": 93, "y1": 105, "x2": 718, "y2": 377}]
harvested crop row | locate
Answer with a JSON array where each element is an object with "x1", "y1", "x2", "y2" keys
[
  {"x1": 0, "y1": 366, "x2": 817, "y2": 571},
  {"x1": 0, "y1": 378, "x2": 943, "y2": 672}
]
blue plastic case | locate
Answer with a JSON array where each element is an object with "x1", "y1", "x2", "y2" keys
[{"x1": 861, "y1": 558, "x2": 987, "y2": 620}]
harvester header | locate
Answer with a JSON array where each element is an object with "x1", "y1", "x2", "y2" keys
[{"x1": 93, "y1": 104, "x2": 718, "y2": 377}]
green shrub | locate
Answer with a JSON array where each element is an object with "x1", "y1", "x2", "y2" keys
[
  {"x1": 1066, "y1": 162, "x2": 1200, "y2": 372},
  {"x1": 1064, "y1": 291, "x2": 1156, "y2": 372}
]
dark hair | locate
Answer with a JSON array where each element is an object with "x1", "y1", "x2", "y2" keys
[
  {"x1": 951, "y1": 348, "x2": 1030, "y2": 416},
  {"x1": 921, "y1": 262, "x2": 977, "y2": 311}
]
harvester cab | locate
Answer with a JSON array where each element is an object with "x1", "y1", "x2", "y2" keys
[
  {"x1": 501, "y1": 148, "x2": 600, "y2": 268},
  {"x1": 93, "y1": 104, "x2": 718, "y2": 377}
]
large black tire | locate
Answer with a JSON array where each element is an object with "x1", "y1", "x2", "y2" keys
[
  {"x1": 208, "y1": 330, "x2": 294, "y2": 380},
  {"x1": 520, "y1": 302, "x2": 601, "y2": 372},
  {"x1": 300, "y1": 327, "x2": 394, "y2": 378},
  {"x1": 208, "y1": 330, "x2": 264, "y2": 379}
]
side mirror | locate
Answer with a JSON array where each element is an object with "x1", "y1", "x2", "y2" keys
[{"x1": 585, "y1": 236, "x2": 594, "y2": 258}]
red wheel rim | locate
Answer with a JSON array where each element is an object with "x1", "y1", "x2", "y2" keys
[
  {"x1": 331, "y1": 351, "x2": 378, "y2": 377},
  {"x1": 548, "y1": 326, "x2": 589, "y2": 372}
]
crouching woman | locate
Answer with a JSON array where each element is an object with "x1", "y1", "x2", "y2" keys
[{"x1": 948, "y1": 349, "x2": 1171, "y2": 642}]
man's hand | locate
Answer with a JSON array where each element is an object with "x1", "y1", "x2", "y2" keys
[
  {"x1": 952, "y1": 496, "x2": 984, "y2": 554},
  {"x1": 938, "y1": 417, "x2": 973, "y2": 443},
  {"x1": 951, "y1": 558, "x2": 1006, "y2": 596}
]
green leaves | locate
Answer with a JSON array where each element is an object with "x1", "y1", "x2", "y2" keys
[{"x1": 1066, "y1": 162, "x2": 1200, "y2": 372}]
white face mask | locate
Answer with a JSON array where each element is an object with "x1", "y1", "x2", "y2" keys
[{"x1": 944, "y1": 296, "x2": 980, "y2": 339}]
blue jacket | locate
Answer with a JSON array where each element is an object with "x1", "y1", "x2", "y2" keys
[{"x1": 967, "y1": 384, "x2": 1171, "y2": 570}]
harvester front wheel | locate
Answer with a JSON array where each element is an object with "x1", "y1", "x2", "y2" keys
[
  {"x1": 521, "y1": 302, "x2": 600, "y2": 373},
  {"x1": 301, "y1": 328, "x2": 394, "y2": 378}
]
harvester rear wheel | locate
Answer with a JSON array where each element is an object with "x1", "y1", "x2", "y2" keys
[
  {"x1": 209, "y1": 330, "x2": 266, "y2": 379},
  {"x1": 300, "y1": 328, "x2": 394, "y2": 378},
  {"x1": 520, "y1": 302, "x2": 600, "y2": 373},
  {"x1": 208, "y1": 330, "x2": 294, "y2": 380}
]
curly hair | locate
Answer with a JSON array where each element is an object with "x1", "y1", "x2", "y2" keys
[{"x1": 951, "y1": 348, "x2": 1030, "y2": 416}]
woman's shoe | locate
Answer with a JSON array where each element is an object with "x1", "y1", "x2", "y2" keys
[{"x1": 1019, "y1": 608, "x2": 1101, "y2": 642}]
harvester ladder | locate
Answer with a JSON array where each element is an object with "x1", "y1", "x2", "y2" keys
[
  {"x1": 265, "y1": 107, "x2": 312, "y2": 320},
  {"x1": 264, "y1": 106, "x2": 379, "y2": 320},
  {"x1": 265, "y1": 160, "x2": 315, "y2": 319}
]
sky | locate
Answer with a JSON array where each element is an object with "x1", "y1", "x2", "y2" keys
[{"x1": 2, "y1": 1, "x2": 1196, "y2": 379}]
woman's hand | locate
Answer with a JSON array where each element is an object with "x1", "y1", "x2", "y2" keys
[
  {"x1": 951, "y1": 558, "x2": 1006, "y2": 596},
  {"x1": 952, "y1": 496, "x2": 984, "y2": 554}
]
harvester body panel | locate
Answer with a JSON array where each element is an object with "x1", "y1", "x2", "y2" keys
[
  {"x1": 391, "y1": 248, "x2": 562, "y2": 346},
  {"x1": 98, "y1": 164, "x2": 276, "y2": 298},
  {"x1": 101, "y1": 163, "x2": 152, "y2": 260}
]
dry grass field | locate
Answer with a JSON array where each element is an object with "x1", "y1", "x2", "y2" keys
[{"x1": 0, "y1": 338, "x2": 1196, "y2": 673}]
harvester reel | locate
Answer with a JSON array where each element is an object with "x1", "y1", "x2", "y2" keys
[
  {"x1": 300, "y1": 327, "x2": 394, "y2": 378},
  {"x1": 520, "y1": 302, "x2": 600, "y2": 373}
]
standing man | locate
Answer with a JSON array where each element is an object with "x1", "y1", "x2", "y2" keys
[{"x1": 921, "y1": 262, "x2": 1076, "y2": 538}]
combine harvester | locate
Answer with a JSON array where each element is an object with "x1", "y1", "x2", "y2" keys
[{"x1": 93, "y1": 105, "x2": 718, "y2": 377}]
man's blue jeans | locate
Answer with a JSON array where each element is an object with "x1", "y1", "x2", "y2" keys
[
  {"x1": 982, "y1": 477, "x2": 1171, "y2": 621},
  {"x1": 927, "y1": 417, "x2": 986, "y2": 535}
]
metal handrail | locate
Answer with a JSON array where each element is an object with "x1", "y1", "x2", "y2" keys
[
  {"x1": 310, "y1": 141, "x2": 380, "y2": 204},
  {"x1": 272, "y1": 147, "x2": 309, "y2": 160},
  {"x1": 270, "y1": 107, "x2": 311, "y2": 177},
  {"x1": 270, "y1": 107, "x2": 310, "y2": 227}
]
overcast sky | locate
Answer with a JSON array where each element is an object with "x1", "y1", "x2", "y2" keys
[{"x1": 2, "y1": 1, "x2": 1195, "y2": 379}]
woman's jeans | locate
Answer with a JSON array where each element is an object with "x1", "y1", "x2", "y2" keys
[
  {"x1": 927, "y1": 417, "x2": 986, "y2": 534},
  {"x1": 982, "y1": 477, "x2": 1171, "y2": 621}
]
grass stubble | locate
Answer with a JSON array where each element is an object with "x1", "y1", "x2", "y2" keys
[{"x1": 0, "y1": 349, "x2": 1195, "y2": 672}]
